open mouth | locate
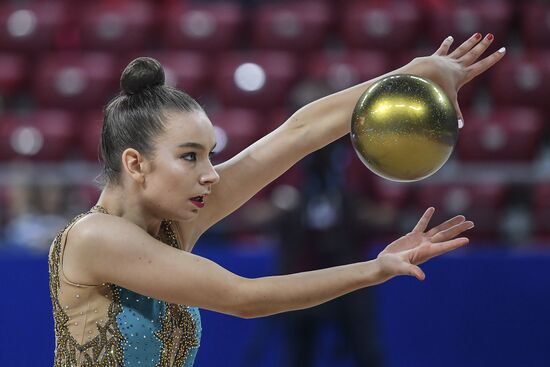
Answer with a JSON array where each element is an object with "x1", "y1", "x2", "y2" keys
[{"x1": 190, "y1": 195, "x2": 205, "y2": 208}]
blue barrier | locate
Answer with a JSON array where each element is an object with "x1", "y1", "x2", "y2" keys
[{"x1": 0, "y1": 245, "x2": 549, "y2": 366}]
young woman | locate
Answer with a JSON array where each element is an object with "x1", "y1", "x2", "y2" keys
[{"x1": 49, "y1": 34, "x2": 504, "y2": 366}]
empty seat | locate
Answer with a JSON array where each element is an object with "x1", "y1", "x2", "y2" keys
[
  {"x1": 33, "y1": 52, "x2": 118, "y2": 109},
  {"x1": 521, "y1": 2, "x2": 550, "y2": 50},
  {"x1": 160, "y1": 2, "x2": 243, "y2": 52},
  {"x1": 214, "y1": 51, "x2": 298, "y2": 108},
  {"x1": 0, "y1": 2, "x2": 68, "y2": 52},
  {"x1": 416, "y1": 182, "x2": 507, "y2": 237},
  {"x1": 533, "y1": 183, "x2": 550, "y2": 236},
  {"x1": 490, "y1": 51, "x2": 550, "y2": 109},
  {"x1": 208, "y1": 108, "x2": 263, "y2": 163},
  {"x1": 252, "y1": 1, "x2": 332, "y2": 51},
  {"x1": 79, "y1": 0, "x2": 154, "y2": 52},
  {"x1": 0, "y1": 54, "x2": 27, "y2": 100},
  {"x1": 0, "y1": 111, "x2": 75, "y2": 161},
  {"x1": 340, "y1": 0, "x2": 422, "y2": 51},
  {"x1": 142, "y1": 51, "x2": 211, "y2": 99},
  {"x1": 307, "y1": 51, "x2": 389, "y2": 92},
  {"x1": 427, "y1": 0, "x2": 512, "y2": 45},
  {"x1": 457, "y1": 108, "x2": 544, "y2": 162},
  {"x1": 79, "y1": 111, "x2": 103, "y2": 162}
]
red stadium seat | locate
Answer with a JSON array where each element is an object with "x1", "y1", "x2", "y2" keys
[
  {"x1": 416, "y1": 182, "x2": 507, "y2": 238},
  {"x1": 0, "y1": 111, "x2": 75, "y2": 161},
  {"x1": 0, "y1": 54, "x2": 27, "y2": 100},
  {"x1": 79, "y1": 0, "x2": 154, "y2": 52},
  {"x1": 214, "y1": 51, "x2": 298, "y2": 108},
  {"x1": 307, "y1": 51, "x2": 389, "y2": 92},
  {"x1": 340, "y1": 0, "x2": 422, "y2": 51},
  {"x1": 252, "y1": 2, "x2": 332, "y2": 51},
  {"x1": 534, "y1": 183, "x2": 550, "y2": 236},
  {"x1": 141, "y1": 51, "x2": 211, "y2": 99},
  {"x1": 490, "y1": 51, "x2": 550, "y2": 110},
  {"x1": 208, "y1": 108, "x2": 263, "y2": 163},
  {"x1": 33, "y1": 52, "x2": 118, "y2": 109},
  {"x1": 79, "y1": 111, "x2": 103, "y2": 162},
  {"x1": 427, "y1": 0, "x2": 512, "y2": 45},
  {"x1": 0, "y1": 2, "x2": 68, "y2": 52},
  {"x1": 458, "y1": 108, "x2": 544, "y2": 162},
  {"x1": 521, "y1": 2, "x2": 550, "y2": 50},
  {"x1": 160, "y1": 2, "x2": 243, "y2": 52}
]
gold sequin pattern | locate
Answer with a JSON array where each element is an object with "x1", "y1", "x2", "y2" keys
[
  {"x1": 155, "y1": 220, "x2": 200, "y2": 367},
  {"x1": 48, "y1": 206, "x2": 125, "y2": 366}
]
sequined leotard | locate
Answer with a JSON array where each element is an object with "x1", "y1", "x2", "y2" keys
[{"x1": 48, "y1": 206, "x2": 201, "y2": 366}]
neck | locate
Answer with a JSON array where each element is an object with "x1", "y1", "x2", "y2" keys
[{"x1": 96, "y1": 184, "x2": 162, "y2": 237}]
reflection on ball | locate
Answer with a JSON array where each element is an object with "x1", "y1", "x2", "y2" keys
[{"x1": 351, "y1": 74, "x2": 458, "y2": 182}]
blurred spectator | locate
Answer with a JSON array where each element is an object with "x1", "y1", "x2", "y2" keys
[
  {"x1": 3, "y1": 179, "x2": 69, "y2": 253},
  {"x1": 274, "y1": 139, "x2": 382, "y2": 367}
]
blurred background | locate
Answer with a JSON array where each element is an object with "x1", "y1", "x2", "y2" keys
[{"x1": 1, "y1": 0, "x2": 550, "y2": 366}]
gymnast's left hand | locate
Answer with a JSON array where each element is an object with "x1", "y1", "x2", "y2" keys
[
  {"x1": 410, "y1": 33, "x2": 506, "y2": 127},
  {"x1": 375, "y1": 207, "x2": 474, "y2": 281}
]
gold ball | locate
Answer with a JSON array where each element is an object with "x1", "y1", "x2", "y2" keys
[{"x1": 351, "y1": 74, "x2": 458, "y2": 182}]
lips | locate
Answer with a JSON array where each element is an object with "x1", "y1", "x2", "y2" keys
[{"x1": 190, "y1": 195, "x2": 206, "y2": 208}]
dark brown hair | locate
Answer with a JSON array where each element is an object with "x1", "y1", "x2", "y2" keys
[{"x1": 100, "y1": 57, "x2": 203, "y2": 184}]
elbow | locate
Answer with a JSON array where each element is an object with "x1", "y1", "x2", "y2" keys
[{"x1": 223, "y1": 278, "x2": 267, "y2": 319}]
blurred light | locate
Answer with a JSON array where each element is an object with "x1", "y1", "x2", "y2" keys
[
  {"x1": 274, "y1": 12, "x2": 301, "y2": 38},
  {"x1": 306, "y1": 196, "x2": 338, "y2": 229},
  {"x1": 444, "y1": 188, "x2": 471, "y2": 213},
  {"x1": 164, "y1": 67, "x2": 177, "y2": 87},
  {"x1": 234, "y1": 63, "x2": 266, "y2": 92},
  {"x1": 271, "y1": 184, "x2": 300, "y2": 211},
  {"x1": 97, "y1": 13, "x2": 125, "y2": 40},
  {"x1": 212, "y1": 126, "x2": 228, "y2": 154},
  {"x1": 455, "y1": 9, "x2": 479, "y2": 34},
  {"x1": 482, "y1": 124, "x2": 507, "y2": 151},
  {"x1": 517, "y1": 64, "x2": 541, "y2": 90},
  {"x1": 10, "y1": 126, "x2": 43, "y2": 156},
  {"x1": 181, "y1": 11, "x2": 216, "y2": 39},
  {"x1": 363, "y1": 10, "x2": 391, "y2": 37},
  {"x1": 327, "y1": 63, "x2": 358, "y2": 90},
  {"x1": 55, "y1": 68, "x2": 87, "y2": 96},
  {"x1": 7, "y1": 10, "x2": 37, "y2": 38}
]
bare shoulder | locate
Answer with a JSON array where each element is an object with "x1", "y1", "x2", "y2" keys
[{"x1": 63, "y1": 212, "x2": 168, "y2": 286}]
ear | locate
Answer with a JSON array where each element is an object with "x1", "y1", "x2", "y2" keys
[{"x1": 121, "y1": 148, "x2": 146, "y2": 183}]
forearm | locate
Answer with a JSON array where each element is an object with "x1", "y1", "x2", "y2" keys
[
  {"x1": 237, "y1": 259, "x2": 388, "y2": 318},
  {"x1": 288, "y1": 57, "x2": 432, "y2": 154}
]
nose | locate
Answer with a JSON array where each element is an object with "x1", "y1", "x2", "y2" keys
[{"x1": 200, "y1": 162, "x2": 220, "y2": 186}]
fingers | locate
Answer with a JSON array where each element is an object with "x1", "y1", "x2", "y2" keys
[
  {"x1": 449, "y1": 32, "x2": 483, "y2": 59},
  {"x1": 459, "y1": 33, "x2": 494, "y2": 66},
  {"x1": 434, "y1": 36, "x2": 454, "y2": 56},
  {"x1": 409, "y1": 264, "x2": 426, "y2": 281},
  {"x1": 431, "y1": 221, "x2": 474, "y2": 243},
  {"x1": 465, "y1": 46, "x2": 506, "y2": 82},
  {"x1": 412, "y1": 207, "x2": 435, "y2": 233},
  {"x1": 429, "y1": 237, "x2": 470, "y2": 257},
  {"x1": 426, "y1": 215, "x2": 465, "y2": 237}
]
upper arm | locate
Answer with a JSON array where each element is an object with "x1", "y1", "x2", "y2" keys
[{"x1": 64, "y1": 214, "x2": 250, "y2": 316}]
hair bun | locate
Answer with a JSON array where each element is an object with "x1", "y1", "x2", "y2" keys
[{"x1": 120, "y1": 57, "x2": 165, "y2": 96}]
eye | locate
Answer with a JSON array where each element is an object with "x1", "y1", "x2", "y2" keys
[
  {"x1": 181, "y1": 152, "x2": 196, "y2": 161},
  {"x1": 208, "y1": 151, "x2": 215, "y2": 161}
]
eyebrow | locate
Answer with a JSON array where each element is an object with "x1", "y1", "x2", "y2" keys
[{"x1": 177, "y1": 142, "x2": 217, "y2": 151}]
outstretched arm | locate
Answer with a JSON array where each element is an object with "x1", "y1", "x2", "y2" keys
[
  {"x1": 66, "y1": 209, "x2": 472, "y2": 318},
  {"x1": 190, "y1": 34, "x2": 504, "y2": 238}
]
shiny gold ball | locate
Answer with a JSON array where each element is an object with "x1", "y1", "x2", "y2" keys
[{"x1": 351, "y1": 74, "x2": 458, "y2": 182}]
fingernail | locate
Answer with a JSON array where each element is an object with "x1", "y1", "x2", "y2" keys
[
  {"x1": 487, "y1": 33, "x2": 494, "y2": 41},
  {"x1": 498, "y1": 47, "x2": 506, "y2": 54},
  {"x1": 474, "y1": 32, "x2": 482, "y2": 40},
  {"x1": 446, "y1": 36, "x2": 454, "y2": 42},
  {"x1": 458, "y1": 118, "x2": 464, "y2": 129}
]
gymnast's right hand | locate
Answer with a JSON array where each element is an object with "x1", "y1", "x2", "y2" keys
[{"x1": 375, "y1": 207, "x2": 474, "y2": 281}]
